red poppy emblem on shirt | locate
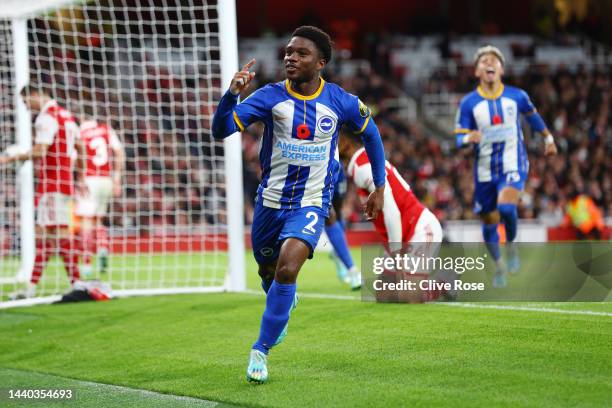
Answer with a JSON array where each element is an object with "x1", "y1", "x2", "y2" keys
[
  {"x1": 296, "y1": 123, "x2": 311, "y2": 139},
  {"x1": 492, "y1": 114, "x2": 502, "y2": 125}
]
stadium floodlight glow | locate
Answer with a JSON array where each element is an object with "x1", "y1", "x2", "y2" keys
[{"x1": 0, "y1": 0, "x2": 245, "y2": 307}]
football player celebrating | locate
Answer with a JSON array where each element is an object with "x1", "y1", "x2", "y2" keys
[
  {"x1": 75, "y1": 115, "x2": 124, "y2": 276},
  {"x1": 1, "y1": 83, "x2": 86, "y2": 298},
  {"x1": 455, "y1": 46, "x2": 557, "y2": 287},
  {"x1": 212, "y1": 26, "x2": 386, "y2": 383}
]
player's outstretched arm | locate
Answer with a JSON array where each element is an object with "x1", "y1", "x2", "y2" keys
[
  {"x1": 524, "y1": 112, "x2": 557, "y2": 156},
  {"x1": 520, "y1": 90, "x2": 557, "y2": 156},
  {"x1": 541, "y1": 129, "x2": 557, "y2": 156},
  {"x1": 211, "y1": 59, "x2": 256, "y2": 139},
  {"x1": 455, "y1": 130, "x2": 481, "y2": 147},
  {"x1": 0, "y1": 143, "x2": 48, "y2": 165},
  {"x1": 543, "y1": 137, "x2": 557, "y2": 156},
  {"x1": 359, "y1": 119, "x2": 386, "y2": 220},
  {"x1": 454, "y1": 97, "x2": 479, "y2": 147}
]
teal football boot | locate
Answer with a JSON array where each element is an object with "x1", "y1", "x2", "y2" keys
[{"x1": 246, "y1": 349, "x2": 268, "y2": 384}]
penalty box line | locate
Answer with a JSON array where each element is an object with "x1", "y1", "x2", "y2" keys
[{"x1": 242, "y1": 290, "x2": 612, "y2": 317}]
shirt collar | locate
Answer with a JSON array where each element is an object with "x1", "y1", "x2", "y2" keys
[{"x1": 284, "y1": 77, "x2": 325, "y2": 100}]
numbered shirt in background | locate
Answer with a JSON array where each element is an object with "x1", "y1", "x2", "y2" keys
[{"x1": 80, "y1": 120, "x2": 122, "y2": 177}]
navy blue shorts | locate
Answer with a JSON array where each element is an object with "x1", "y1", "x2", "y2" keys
[
  {"x1": 474, "y1": 171, "x2": 527, "y2": 214},
  {"x1": 251, "y1": 201, "x2": 327, "y2": 265}
]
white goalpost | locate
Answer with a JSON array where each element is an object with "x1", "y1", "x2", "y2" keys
[
  {"x1": 0, "y1": 0, "x2": 245, "y2": 307},
  {"x1": 0, "y1": 16, "x2": 34, "y2": 286}
]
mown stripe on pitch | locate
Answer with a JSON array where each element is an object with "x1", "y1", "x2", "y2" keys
[{"x1": 0, "y1": 367, "x2": 241, "y2": 408}]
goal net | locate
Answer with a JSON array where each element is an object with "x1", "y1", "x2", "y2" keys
[{"x1": 0, "y1": 0, "x2": 245, "y2": 307}]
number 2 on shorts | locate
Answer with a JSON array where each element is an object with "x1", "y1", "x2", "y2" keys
[{"x1": 304, "y1": 211, "x2": 318, "y2": 233}]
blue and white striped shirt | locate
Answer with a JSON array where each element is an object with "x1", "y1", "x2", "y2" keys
[
  {"x1": 455, "y1": 84, "x2": 538, "y2": 182},
  {"x1": 232, "y1": 79, "x2": 372, "y2": 211}
]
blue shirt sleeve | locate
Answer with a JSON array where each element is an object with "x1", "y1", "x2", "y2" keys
[
  {"x1": 339, "y1": 91, "x2": 385, "y2": 188},
  {"x1": 517, "y1": 89, "x2": 536, "y2": 114},
  {"x1": 212, "y1": 90, "x2": 239, "y2": 139},
  {"x1": 359, "y1": 119, "x2": 386, "y2": 188},
  {"x1": 454, "y1": 98, "x2": 476, "y2": 147},
  {"x1": 233, "y1": 86, "x2": 271, "y2": 131},
  {"x1": 516, "y1": 88, "x2": 548, "y2": 132},
  {"x1": 341, "y1": 93, "x2": 371, "y2": 134}
]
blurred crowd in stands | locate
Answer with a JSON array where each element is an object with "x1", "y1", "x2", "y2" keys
[{"x1": 103, "y1": 68, "x2": 228, "y2": 231}]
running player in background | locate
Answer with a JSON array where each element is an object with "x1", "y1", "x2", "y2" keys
[
  {"x1": 455, "y1": 46, "x2": 557, "y2": 287},
  {"x1": 325, "y1": 162, "x2": 361, "y2": 290},
  {"x1": 212, "y1": 26, "x2": 386, "y2": 383},
  {"x1": 75, "y1": 116, "x2": 124, "y2": 277},
  {"x1": 0, "y1": 83, "x2": 85, "y2": 298}
]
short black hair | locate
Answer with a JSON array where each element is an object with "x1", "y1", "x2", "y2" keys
[
  {"x1": 291, "y1": 25, "x2": 333, "y2": 64},
  {"x1": 19, "y1": 82, "x2": 50, "y2": 98}
]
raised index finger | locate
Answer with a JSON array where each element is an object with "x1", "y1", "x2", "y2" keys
[{"x1": 241, "y1": 59, "x2": 256, "y2": 72}]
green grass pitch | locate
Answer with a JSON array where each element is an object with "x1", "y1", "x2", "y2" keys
[{"x1": 0, "y1": 249, "x2": 611, "y2": 407}]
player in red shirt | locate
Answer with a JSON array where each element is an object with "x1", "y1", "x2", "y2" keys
[
  {"x1": 338, "y1": 133, "x2": 445, "y2": 302},
  {"x1": 0, "y1": 84, "x2": 86, "y2": 298},
  {"x1": 75, "y1": 117, "x2": 124, "y2": 276},
  {"x1": 340, "y1": 136, "x2": 442, "y2": 248}
]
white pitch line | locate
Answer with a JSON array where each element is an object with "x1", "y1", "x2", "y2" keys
[
  {"x1": 70, "y1": 379, "x2": 221, "y2": 407},
  {"x1": 243, "y1": 289, "x2": 612, "y2": 317},
  {"x1": 1, "y1": 367, "x2": 223, "y2": 407},
  {"x1": 0, "y1": 295, "x2": 61, "y2": 310},
  {"x1": 437, "y1": 302, "x2": 612, "y2": 317},
  {"x1": 2, "y1": 290, "x2": 609, "y2": 317}
]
